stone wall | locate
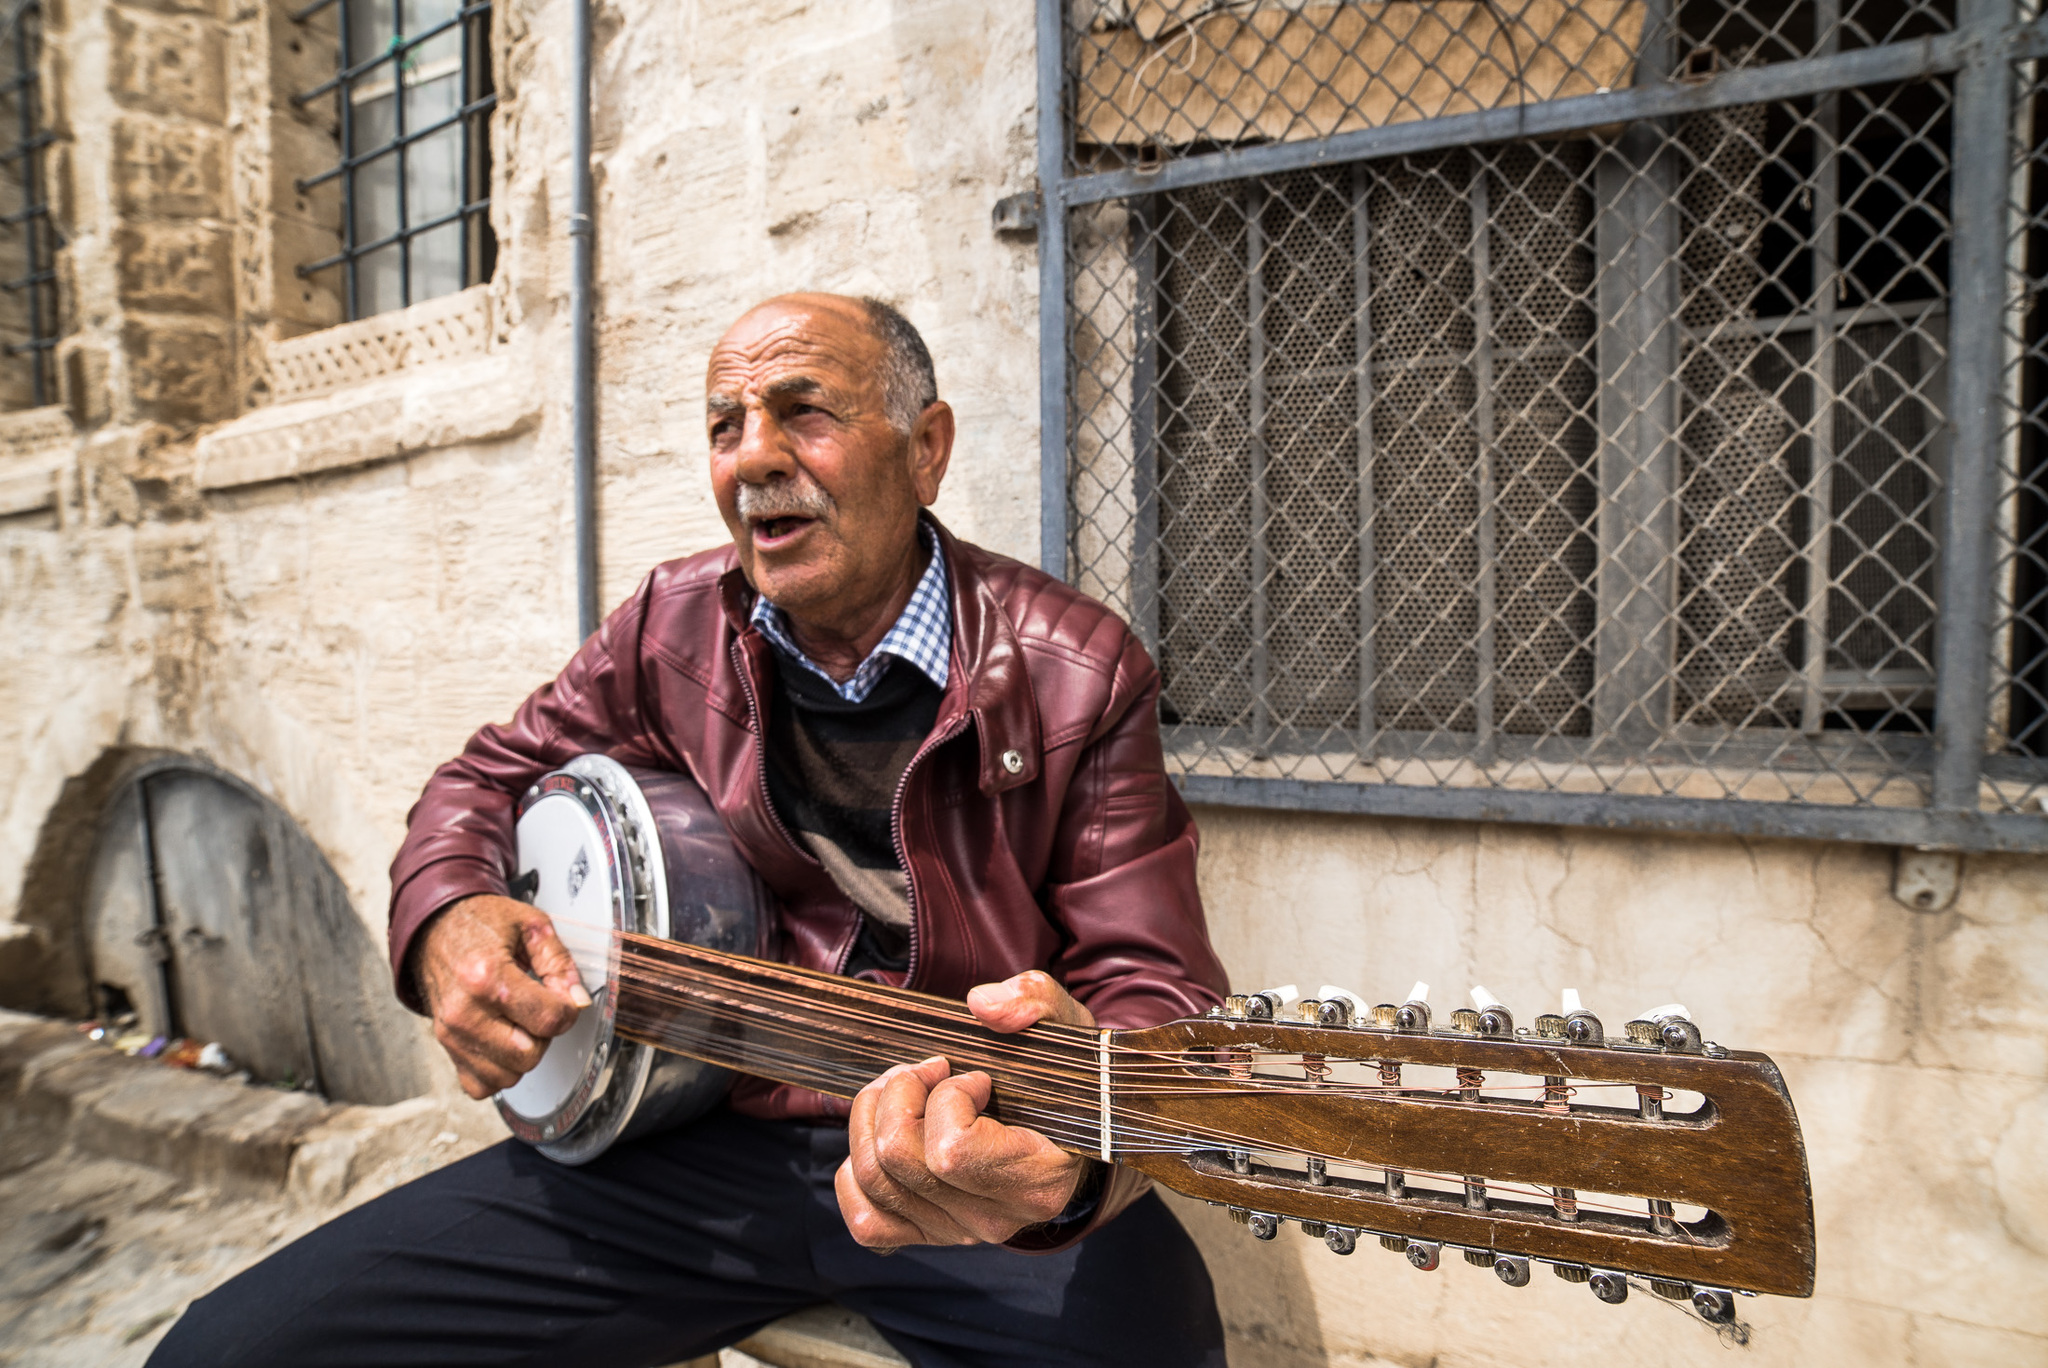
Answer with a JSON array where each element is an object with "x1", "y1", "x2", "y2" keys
[{"x1": 0, "y1": 1, "x2": 2041, "y2": 1365}]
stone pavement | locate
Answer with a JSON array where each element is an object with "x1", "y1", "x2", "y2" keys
[{"x1": 0, "y1": 1010, "x2": 906, "y2": 1368}]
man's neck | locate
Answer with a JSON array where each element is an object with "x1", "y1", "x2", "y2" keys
[{"x1": 779, "y1": 536, "x2": 930, "y2": 682}]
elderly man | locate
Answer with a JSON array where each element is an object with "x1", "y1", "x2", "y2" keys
[{"x1": 150, "y1": 294, "x2": 1231, "y2": 1368}]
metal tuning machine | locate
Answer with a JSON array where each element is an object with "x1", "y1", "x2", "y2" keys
[
  {"x1": 1394, "y1": 982, "x2": 1432, "y2": 1033},
  {"x1": 1561, "y1": 988, "x2": 1604, "y2": 1045},
  {"x1": 1243, "y1": 984, "x2": 1299, "y2": 1021},
  {"x1": 1469, "y1": 985, "x2": 1514, "y2": 1036}
]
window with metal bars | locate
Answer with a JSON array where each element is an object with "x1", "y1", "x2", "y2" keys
[
  {"x1": 0, "y1": 0, "x2": 56, "y2": 410},
  {"x1": 1051, "y1": 0, "x2": 2048, "y2": 850},
  {"x1": 291, "y1": 0, "x2": 495, "y2": 321}
]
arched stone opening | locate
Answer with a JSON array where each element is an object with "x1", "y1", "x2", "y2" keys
[{"x1": 7, "y1": 749, "x2": 430, "y2": 1105}]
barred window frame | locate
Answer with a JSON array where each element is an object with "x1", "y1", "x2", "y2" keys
[
  {"x1": 0, "y1": 0, "x2": 56, "y2": 410},
  {"x1": 1038, "y1": 0, "x2": 2048, "y2": 852},
  {"x1": 290, "y1": 0, "x2": 497, "y2": 323}
]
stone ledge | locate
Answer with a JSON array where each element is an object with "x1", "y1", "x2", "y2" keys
[
  {"x1": 0, "y1": 1008, "x2": 463, "y2": 1206},
  {"x1": 731, "y1": 1305, "x2": 911, "y2": 1368},
  {"x1": 194, "y1": 348, "x2": 544, "y2": 493},
  {"x1": 0, "y1": 405, "x2": 79, "y2": 517}
]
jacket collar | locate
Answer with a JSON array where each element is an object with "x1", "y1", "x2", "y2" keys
[{"x1": 716, "y1": 513, "x2": 1041, "y2": 796}]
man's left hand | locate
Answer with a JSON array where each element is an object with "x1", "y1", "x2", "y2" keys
[{"x1": 836, "y1": 971, "x2": 1097, "y2": 1249}]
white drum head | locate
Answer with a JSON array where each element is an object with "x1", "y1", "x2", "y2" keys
[
  {"x1": 498, "y1": 789, "x2": 614, "y2": 1120},
  {"x1": 494, "y1": 766, "x2": 633, "y2": 1145}
]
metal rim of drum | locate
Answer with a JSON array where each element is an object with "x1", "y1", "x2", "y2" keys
[{"x1": 494, "y1": 755, "x2": 669, "y2": 1163}]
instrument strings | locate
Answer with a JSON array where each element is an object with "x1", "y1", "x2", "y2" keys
[{"x1": 601, "y1": 932, "x2": 1690, "y2": 1229}]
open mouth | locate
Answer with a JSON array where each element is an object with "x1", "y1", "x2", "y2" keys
[{"x1": 749, "y1": 515, "x2": 816, "y2": 547}]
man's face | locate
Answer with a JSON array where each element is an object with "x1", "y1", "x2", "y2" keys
[{"x1": 705, "y1": 298, "x2": 938, "y2": 623}]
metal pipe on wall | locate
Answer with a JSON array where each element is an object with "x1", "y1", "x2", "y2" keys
[{"x1": 570, "y1": 0, "x2": 598, "y2": 639}]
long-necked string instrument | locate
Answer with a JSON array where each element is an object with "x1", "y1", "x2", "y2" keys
[{"x1": 499, "y1": 756, "x2": 1814, "y2": 1323}]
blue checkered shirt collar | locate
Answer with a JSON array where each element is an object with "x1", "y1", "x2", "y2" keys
[{"x1": 749, "y1": 523, "x2": 952, "y2": 703}]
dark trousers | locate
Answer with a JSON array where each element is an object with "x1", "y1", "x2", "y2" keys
[{"x1": 147, "y1": 1107, "x2": 1226, "y2": 1368}]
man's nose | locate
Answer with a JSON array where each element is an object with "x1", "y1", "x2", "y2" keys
[{"x1": 732, "y1": 408, "x2": 797, "y2": 485}]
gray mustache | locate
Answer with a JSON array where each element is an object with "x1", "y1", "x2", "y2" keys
[{"x1": 737, "y1": 478, "x2": 835, "y2": 522}]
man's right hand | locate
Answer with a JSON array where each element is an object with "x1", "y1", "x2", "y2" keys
[{"x1": 411, "y1": 895, "x2": 591, "y2": 1100}]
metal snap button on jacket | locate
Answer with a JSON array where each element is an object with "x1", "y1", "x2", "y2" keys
[{"x1": 1001, "y1": 749, "x2": 1025, "y2": 774}]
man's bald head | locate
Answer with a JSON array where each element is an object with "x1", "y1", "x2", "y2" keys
[
  {"x1": 718, "y1": 292, "x2": 936, "y2": 434},
  {"x1": 703, "y1": 292, "x2": 956, "y2": 659}
]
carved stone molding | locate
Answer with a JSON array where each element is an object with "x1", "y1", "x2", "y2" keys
[
  {"x1": 195, "y1": 351, "x2": 543, "y2": 493},
  {"x1": 265, "y1": 286, "x2": 494, "y2": 406}
]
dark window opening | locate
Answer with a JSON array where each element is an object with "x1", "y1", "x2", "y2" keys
[{"x1": 0, "y1": 0, "x2": 57, "y2": 409}]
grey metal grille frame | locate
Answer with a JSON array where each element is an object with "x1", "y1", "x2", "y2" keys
[
  {"x1": 1041, "y1": 0, "x2": 2048, "y2": 852},
  {"x1": 0, "y1": 0, "x2": 55, "y2": 408},
  {"x1": 291, "y1": 0, "x2": 496, "y2": 321}
]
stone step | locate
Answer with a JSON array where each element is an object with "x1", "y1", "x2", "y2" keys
[{"x1": 0, "y1": 1009, "x2": 447, "y2": 1204}]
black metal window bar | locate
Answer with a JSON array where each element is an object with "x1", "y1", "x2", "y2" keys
[
  {"x1": 1045, "y1": 0, "x2": 2048, "y2": 851},
  {"x1": 0, "y1": 0, "x2": 55, "y2": 409},
  {"x1": 291, "y1": 0, "x2": 496, "y2": 321}
]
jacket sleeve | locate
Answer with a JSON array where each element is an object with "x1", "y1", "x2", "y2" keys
[
  {"x1": 1009, "y1": 628, "x2": 1231, "y2": 1253},
  {"x1": 386, "y1": 578, "x2": 658, "y2": 1012}
]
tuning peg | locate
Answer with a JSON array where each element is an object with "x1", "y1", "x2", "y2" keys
[
  {"x1": 1692, "y1": 1287, "x2": 1737, "y2": 1324},
  {"x1": 1635, "y1": 1003, "x2": 1703, "y2": 1053},
  {"x1": 1493, "y1": 1254, "x2": 1531, "y2": 1286},
  {"x1": 1562, "y1": 988, "x2": 1604, "y2": 1045},
  {"x1": 1316, "y1": 985, "x2": 1368, "y2": 1026},
  {"x1": 1323, "y1": 1226, "x2": 1358, "y2": 1255},
  {"x1": 1404, "y1": 1239, "x2": 1441, "y2": 1271},
  {"x1": 1243, "y1": 984, "x2": 1298, "y2": 1021},
  {"x1": 1394, "y1": 982, "x2": 1431, "y2": 1032},
  {"x1": 1247, "y1": 1213, "x2": 1279, "y2": 1241},
  {"x1": 1469, "y1": 986, "x2": 1514, "y2": 1036},
  {"x1": 1589, "y1": 1270, "x2": 1630, "y2": 1304}
]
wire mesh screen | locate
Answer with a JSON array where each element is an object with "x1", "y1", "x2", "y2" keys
[{"x1": 1055, "y1": 0, "x2": 2048, "y2": 841}]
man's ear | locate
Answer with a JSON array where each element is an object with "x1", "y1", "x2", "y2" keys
[{"x1": 908, "y1": 401, "x2": 955, "y2": 507}]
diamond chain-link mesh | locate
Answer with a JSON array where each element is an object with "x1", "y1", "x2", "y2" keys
[{"x1": 1059, "y1": 0, "x2": 2048, "y2": 823}]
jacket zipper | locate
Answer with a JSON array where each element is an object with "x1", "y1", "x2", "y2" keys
[
  {"x1": 730, "y1": 637, "x2": 822, "y2": 875},
  {"x1": 889, "y1": 711, "x2": 971, "y2": 989}
]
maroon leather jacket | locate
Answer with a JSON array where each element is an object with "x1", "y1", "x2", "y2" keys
[{"x1": 387, "y1": 519, "x2": 1229, "y2": 1235}]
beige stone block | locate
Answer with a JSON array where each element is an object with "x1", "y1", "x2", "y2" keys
[
  {"x1": 109, "y1": 8, "x2": 227, "y2": 124},
  {"x1": 1903, "y1": 1315, "x2": 2048, "y2": 1368},
  {"x1": 59, "y1": 343, "x2": 109, "y2": 428},
  {"x1": 123, "y1": 317, "x2": 233, "y2": 425},
  {"x1": 114, "y1": 223, "x2": 233, "y2": 315},
  {"x1": 271, "y1": 112, "x2": 342, "y2": 227},
  {"x1": 112, "y1": 116, "x2": 228, "y2": 219},
  {"x1": 269, "y1": 4, "x2": 339, "y2": 106},
  {"x1": 116, "y1": 0, "x2": 223, "y2": 15},
  {"x1": 267, "y1": 217, "x2": 345, "y2": 331}
]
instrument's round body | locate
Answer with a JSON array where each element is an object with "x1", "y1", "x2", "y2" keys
[{"x1": 496, "y1": 755, "x2": 772, "y2": 1164}]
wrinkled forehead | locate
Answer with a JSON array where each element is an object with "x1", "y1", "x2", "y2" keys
[{"x1": 705, "y1": 303, "x2": 880, "y2": 404}]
